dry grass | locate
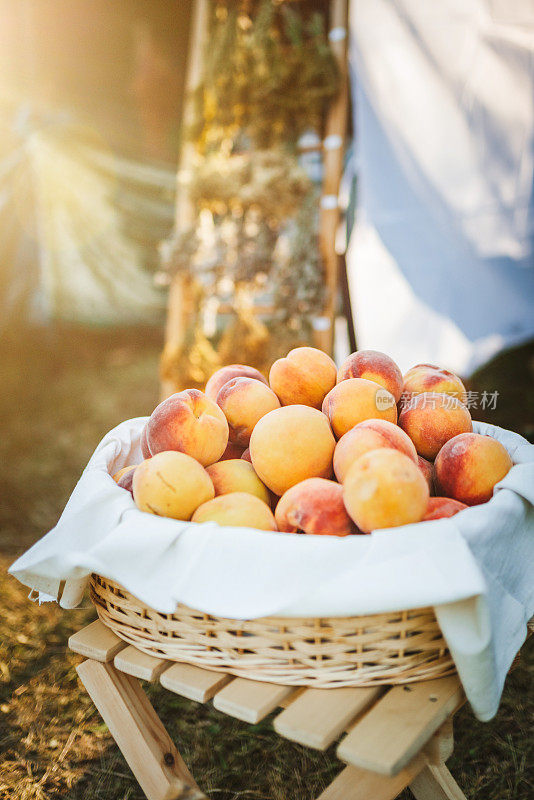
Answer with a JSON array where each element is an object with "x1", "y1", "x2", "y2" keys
[{"x1": 1, "y1": 326, "x2": 533, "y2": 799}]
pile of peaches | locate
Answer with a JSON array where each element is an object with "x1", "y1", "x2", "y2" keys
[{"x1": 113, "y1": 348, "x2": 513, "y2": 536}]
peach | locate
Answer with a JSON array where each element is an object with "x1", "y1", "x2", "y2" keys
[
  {"x1": 237, "y1": 449, "x2": 279, "y2": 508},
  {"x1": 146, "y1": 388, "x2": 228, "y2": 467},
  {"x1": 206, "y1": 459, "x2": 270, "y2": 505},
  {"x1": 133, "y1": 451, "x2": 214, "y2": 520},
  {"x1": 219, "y1": 441, "x2": 246, "y2": 461},
  {"x1": 112, "y1": 465, "x2": 136, "y2": 483},
  {"x1": 343, "y1": 449, "x2": 429, "y2": 533},
  {"x1": 217, "y1": 377, "x2": 280, "y2": 446},
  {"x1": 249, "y1": 405, "x2": 335, "y2": 496},
  {"x1": 191, "y1": 492, "x2": 277, "y2": 531},
  {"x1": 269, "y1": 347, "x2": 337, "y2": 409},
  {"x1": 337, "y1": 350, "x2": 403, "y2": 403},
  {"x1": 398, "y1": 392, "x2": 472, "y2": 460},
  {"x1": 205, "y1": 364, "x2": 267, "y2": 402},
  {"x1": 417, "y1": 455, "x2": 435, "y2": 494},
  {"x1": 333, "y1": 419, "x2": 417, "y2": 483},
  {"x1": 322, "y1": 378, "x2": 397, "y2": 439},
  {"x1": 434, "y1": 432, "x2": 513, "y2": 506},
  {"x1": 140, "y1": 425, "x2": 151, "y2": 458},
  {"x1": 422, "y1": 497, "x2": 468, "y2": 521},
  {"x1": 275, "y1": 478, "x2": 357, "y2": 536},
  {"x1": 117, "y1": 467, "x2": 136, "y2": 494},
  {"x1": 402, "y1": 364, "x2": 466, "y2": 404}
]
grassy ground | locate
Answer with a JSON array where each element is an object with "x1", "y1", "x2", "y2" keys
[{"x1": 1, "y1": 327, "x2": 533, "y2": 799}]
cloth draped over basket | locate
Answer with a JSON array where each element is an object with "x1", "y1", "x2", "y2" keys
[{"x1": 9, "y1": 418, "x2": 534, "y2": 722}]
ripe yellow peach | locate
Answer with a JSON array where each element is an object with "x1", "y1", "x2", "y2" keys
[
  {"x1": 206, "y1": 459, "x2": 270, "y2": 505},
  {"x1": 322, "y1": 378, "x2": 397, "y2": 439},
  {"x1": 275, "y1": 478, "x2": 357, "y2": 536},
  {"x1": 434, "y1": 432, "x2": 513, "y2": 506},
  {"x1": 337, "y1": 350, "x2": 403, "y2": 403},
  {"x1": 269, "y1": 347, "x2": 337, "y2": 409},
  {"x1": 402, "y1": 364, "x2": 466, "y2": 403},
  {"x1": 398, "y1": 392, "x2": 472, "y2": 460},
  {"x1": 241, "y1": 447, "x2": 252, "y2": 463},
  {"x1": 333, "y1": 419, "x2": 417, "y2": 483},
  {"x1": 191, "y1": 492, "x2": 277, "y2": 531},
  {"x1": 417, "y1": 455, "x2": 435, "y2": 494},
  {"x1": 205, "y1": 364, "x2": 267, "y2": 401},
  {"x1": 112, "y1": 465, "x2": 137, "y2": 483},
  {"x1": 133, "y1": 451, "x2": 214, "y2": 520},
  {"x1": 422, "y1": 497, "x2": 468, "y2": 520},
  {"x1": 343, "y1": 449, "x2": 429, "y2": 533},
  {"x1": 249, "y1": 405, "x2": 335, "y2": 496},
  {"x1": 146, "y1": 388, "x2": 228, "y2": 467},
  {"x1": 217, "y1": 377, "x2": 280, "y2": 446},
  {"x1": 117, "y1": 466, "x2": 136, "y2": 494}
]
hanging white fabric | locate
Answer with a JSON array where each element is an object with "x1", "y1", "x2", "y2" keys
[{"x1": 347, "y1": 0, "x2": 534, "y2": 375}]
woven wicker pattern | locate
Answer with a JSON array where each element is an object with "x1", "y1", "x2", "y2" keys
[{"x1": 90, "y1": 574, "x2": 456, "y2": 687}]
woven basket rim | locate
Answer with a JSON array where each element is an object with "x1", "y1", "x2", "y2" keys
[{"x1": 91, "y1": 570, "x2": 439, "y2": 622}]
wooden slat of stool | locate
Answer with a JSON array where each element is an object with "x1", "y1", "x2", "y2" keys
[
  {"x1": 273, "y1": 686, "x2": 382, "y2": 750},
  {"x1": 77, "y1": 659, "x2": 207, "y2": 800},
  {"x1": 68, "y1": 620, "x2": 126, "y2": 662},
  {"x1": 337, "y1": 676, "x2": 463, "y2": 777},
  {"x1": 316, "y1": 755, "x2": 426, "y2": 800},
  {"x1": 409, "y1": 762, "x2": 467, "y2": 800},
  {"x1": 114, "y1": 645, "x2": 170, "y2": 682},
  {"x1": 161, "y1": 662, "x2": 232, "y2": 703},
  {"x1": 213, "y1": 678, "x2": 295, "y2": 724}
]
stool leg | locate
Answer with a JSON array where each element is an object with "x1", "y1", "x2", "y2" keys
[
  {"x1": 425, "y1": 718, "x2": 454, "y2": 765},
  {"x1": 409, "y1": 763, "x2": 467, "y2": 800},
  {"x1": 77, "y1": 659, "x2": 208, "y2": 800},
  {"x1": 409, "y1": 715, "x2": 466, "y2": 800}
]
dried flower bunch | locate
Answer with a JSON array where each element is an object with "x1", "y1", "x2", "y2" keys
[
  {"x1": 162, "y1": 0, "x2": 339, "y2": 390},
  {"x1": 191, "y1": 0, "x2": 340, "y2": 150}
]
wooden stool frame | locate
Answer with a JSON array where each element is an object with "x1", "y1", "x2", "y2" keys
[{"x1": 70, "y1": 619, "x2": 468, "y2": 800}]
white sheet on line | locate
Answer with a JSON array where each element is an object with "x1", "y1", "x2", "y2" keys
[{"x1": 347, "y1": 0, "x2": 534, "y2": 375}]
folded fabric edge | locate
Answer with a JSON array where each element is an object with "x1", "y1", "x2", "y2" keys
[{"x1": 12, "y1": 570, "x2": 62, "y2": 601}]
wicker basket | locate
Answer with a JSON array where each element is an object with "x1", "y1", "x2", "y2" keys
[{"x1": 90, "y1": 574, "x2": 455, "y2": 688}]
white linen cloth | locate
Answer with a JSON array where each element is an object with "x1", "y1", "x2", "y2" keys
[
  {"x1": 9, "y1": 418, "x2": 534, "y2": 721},
  {"x1": 347, "y1": 0, "x2": 534, "y2": 375}
]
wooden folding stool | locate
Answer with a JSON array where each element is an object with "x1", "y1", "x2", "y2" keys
[{"x1": 70, "y1": 619, "x2": 469, "y2": 800}]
